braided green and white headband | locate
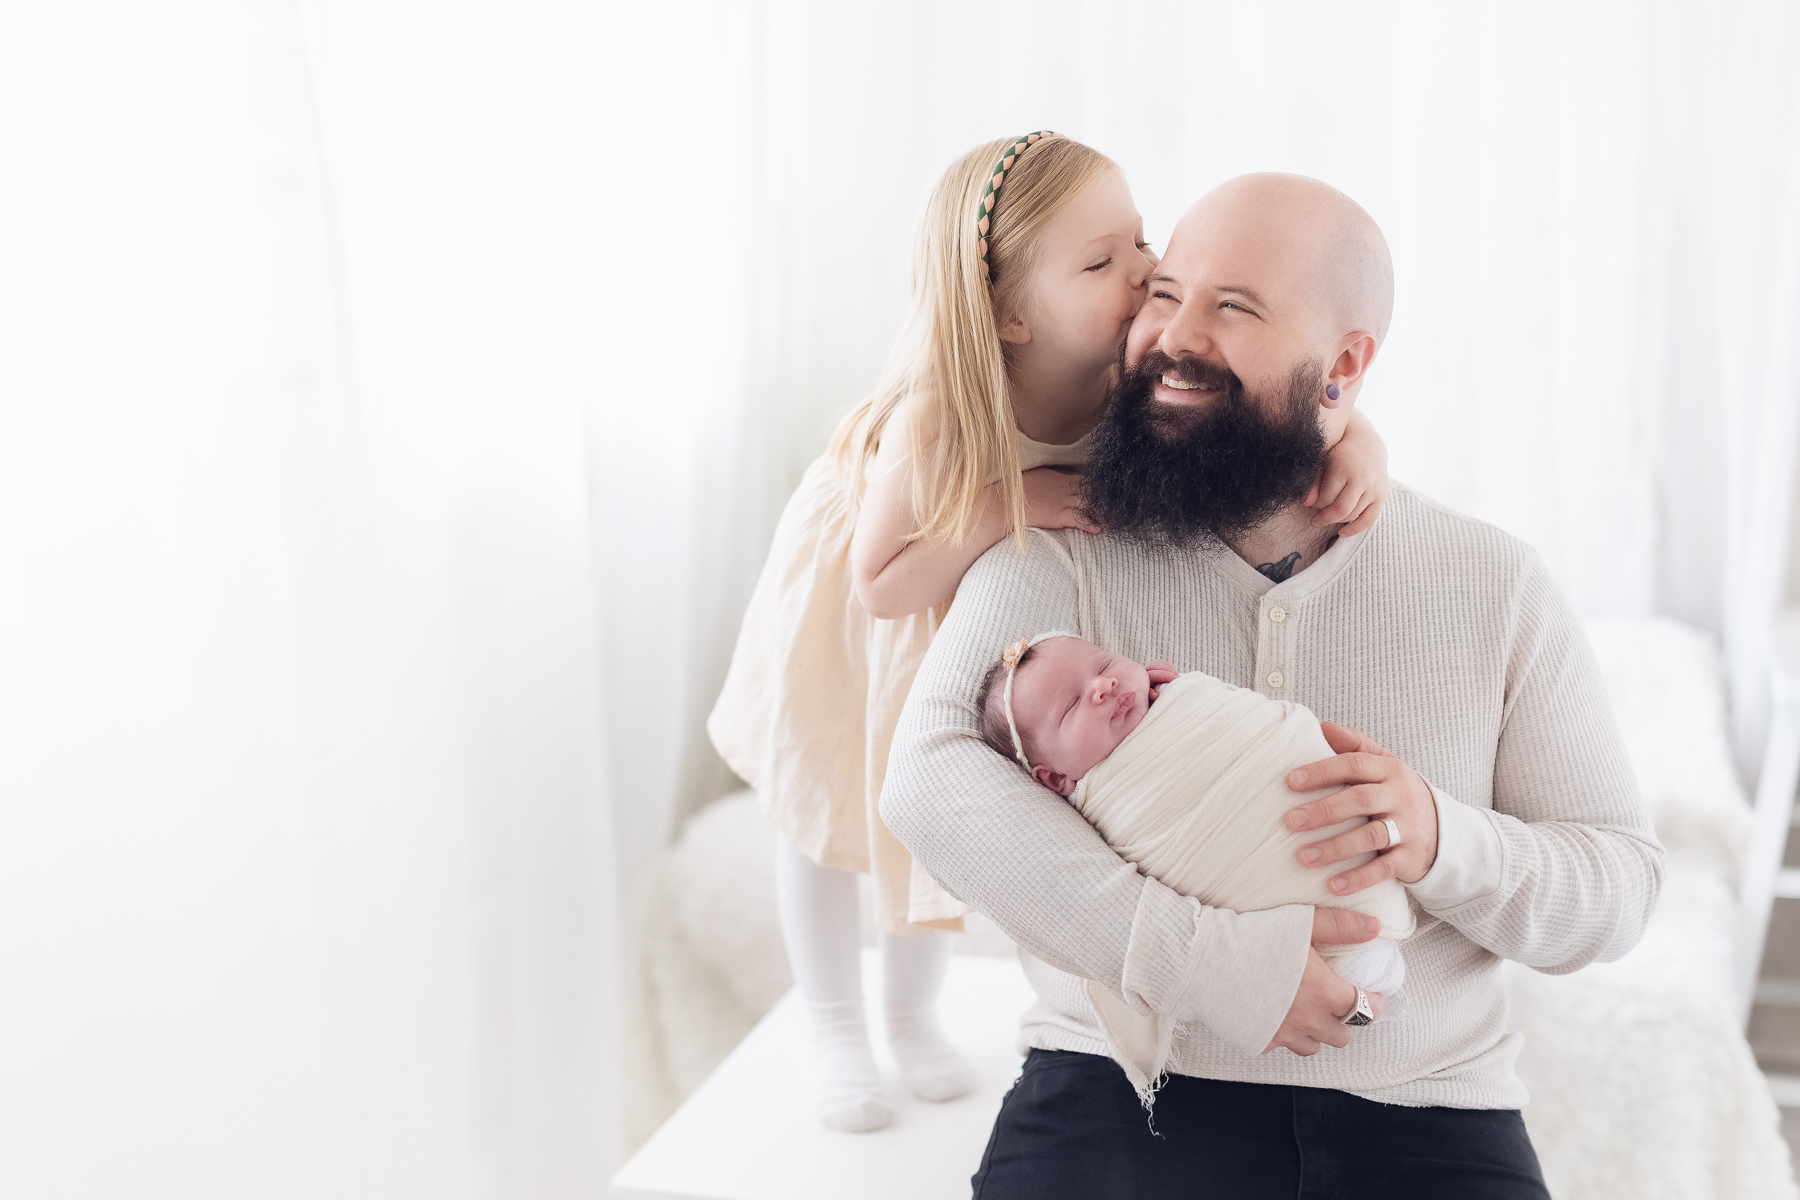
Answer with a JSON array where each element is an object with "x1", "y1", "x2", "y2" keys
[
  {"x1": 977, "y1": 131, "x2": 1057, "y2": 280},
  {"x1": 1000, "y1": 630, "x2": 1078, "y2": 770}
]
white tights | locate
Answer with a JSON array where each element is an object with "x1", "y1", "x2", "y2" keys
[{"x1": 775, "y1": 834, "x2": 976, "y2": 1132}]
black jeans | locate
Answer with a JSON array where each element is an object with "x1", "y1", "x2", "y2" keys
[{"x1": 970, "y1": 1050, "x2": 1550, "y2": 1200}]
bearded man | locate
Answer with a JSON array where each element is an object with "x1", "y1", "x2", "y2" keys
[{"x1": 880, "y1": 174, "x2": 1662, "y2": 1199}]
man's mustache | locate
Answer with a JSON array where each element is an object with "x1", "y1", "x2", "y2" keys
[{"x1": 1129, "y1": 350, "x2": 1242, "y2": 394}]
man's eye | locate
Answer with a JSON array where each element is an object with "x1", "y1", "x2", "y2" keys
[
  {"x1": 1221, "y1": 301, "x2": 1248, "y2": 312},
  {"x1": 1152, "y1": 290, "x2": 1178, "y2": 302}
]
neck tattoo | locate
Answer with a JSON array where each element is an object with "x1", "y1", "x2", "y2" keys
[{"x1": 1256, "y1": 551, "x2": 1302, "y2": 584}]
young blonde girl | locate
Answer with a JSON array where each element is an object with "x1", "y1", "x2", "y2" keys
[{"x1": 708, "y1": 133, "x2": 1388, "y2": 1133}]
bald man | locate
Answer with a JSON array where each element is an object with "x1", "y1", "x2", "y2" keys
[{"x1": 881, "y1": 175, "x2": 1660, "y2": 1199}]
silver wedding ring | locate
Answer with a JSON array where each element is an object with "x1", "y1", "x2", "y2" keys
[
  {"x1": 1342, "y1": 986, "x2": 1375, "y2": 1027},
  {"x1": 1382, "y1": 818, "x2": 1402, "y2": 850}
]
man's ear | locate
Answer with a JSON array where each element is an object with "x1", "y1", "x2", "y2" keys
[
  {"x1": 996, "y1": 308, "x2": 1032, "y2": 346},
  {"x1": 1030, "y1": 764, "x2": 1072, "y2": 795},
  {"x1": 1323, "y1": 332, "x2": 1379, "y2": 408}
]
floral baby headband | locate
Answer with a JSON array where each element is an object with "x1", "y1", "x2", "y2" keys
[{"x1": 1000, "y1": 630, "x2": 1077, "y2": 771}]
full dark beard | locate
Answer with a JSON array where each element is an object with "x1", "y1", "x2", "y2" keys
[{"x1": 1080, "y1": 351, "x2": 1329, "y2": 546}]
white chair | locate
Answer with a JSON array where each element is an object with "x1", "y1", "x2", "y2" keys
[{"x1": 1740, "y1": 609, "x2": 1800, "y2": 1057}]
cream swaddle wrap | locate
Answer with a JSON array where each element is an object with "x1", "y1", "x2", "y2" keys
[{"x1": 1069, "y1": 672, "x2": 1416, "y2": 1104}]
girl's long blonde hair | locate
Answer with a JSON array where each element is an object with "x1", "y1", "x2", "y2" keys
[{"x1": 829, "y1": 135, "x2": 1118, "y2": 547}]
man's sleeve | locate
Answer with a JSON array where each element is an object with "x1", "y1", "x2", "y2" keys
[
  {"x1": 880, "y1": 532, "x2": 1314, "y2": 1056},
  {"x1": 1406, "y1": 553, "x2": 1665, "y2": 971}
]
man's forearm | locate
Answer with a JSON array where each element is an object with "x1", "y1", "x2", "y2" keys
[{"x1": 1410, "y1": 788, "x2": 1664, "y2": 971}]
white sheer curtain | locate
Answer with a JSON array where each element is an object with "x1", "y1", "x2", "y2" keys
[{"x1": 2, "y1": 1, "x2": 622, "y2": 1195}]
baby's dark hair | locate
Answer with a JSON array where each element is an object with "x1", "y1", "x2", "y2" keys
[{"x1": 975, "y1": 642, "x2": 1042, "y2": 767}]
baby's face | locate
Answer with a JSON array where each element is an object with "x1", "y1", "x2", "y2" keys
[{"x1": 1010, "y1": 637, "x2": 1154, "y2": 795}]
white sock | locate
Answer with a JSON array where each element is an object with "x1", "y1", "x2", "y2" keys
[
  {"x1": 804, "y1": 998, "x2": 890, "y2": 1132},
  {"x1": 882, "y1": 930, "x2": 975, "y2": 1103},
  {"x1": 775, "y1": 836, "x2": 892, "y2": 1132}
]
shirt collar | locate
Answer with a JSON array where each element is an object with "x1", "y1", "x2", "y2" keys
[{"x1": 1208, "y1": 522, "x2": 1373, "y2": 602}]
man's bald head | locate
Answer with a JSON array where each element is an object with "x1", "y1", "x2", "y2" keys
[
  {"x1": 1122, "y1": 172, "x2": 1392, "y2": 448},
  {"x1": 1099, "y1": 174, "x2": 1393, "y2": 546},
  {"x1": 1184, "y1": 173, "x2": 1393, "y2": 345}
]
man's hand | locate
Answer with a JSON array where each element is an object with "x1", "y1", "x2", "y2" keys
[
  {"x1": 1287, "y1": 722, "x2": 1440, "y2": 893},
  {"x1": 1264, "y1": 908, "x2": 1383, "y2": 1056}
]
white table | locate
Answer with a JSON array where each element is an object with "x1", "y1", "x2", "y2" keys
[{"x1": 611, "y1": 952, "x2": 1035, "y2": 1200}]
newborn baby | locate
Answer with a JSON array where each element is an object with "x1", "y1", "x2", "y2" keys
[{"x1": 975, "y1": 632, "x2": 1414, "y2": 1104}]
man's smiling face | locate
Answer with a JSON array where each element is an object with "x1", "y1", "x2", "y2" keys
[
  {"x1": 1080, "y1": 174, "x2": 1395, "y2": 546},
  {"x1": 1125, "y1": 183, "x2": 1341, "y2": 430}
]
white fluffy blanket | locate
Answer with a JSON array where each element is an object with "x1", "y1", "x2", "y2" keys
[
  {"x1": 1071, "y1": 672, "x2": 1412, "y2": 1099},
  {"x1": 1505, "y1": 618, "x2": 1795, "y2": 1198},
  {"x1": 1507, "y1": 855, "x2": 1790, "y2": 1197}
]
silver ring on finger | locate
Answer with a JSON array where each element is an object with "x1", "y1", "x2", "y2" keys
[
  {"x1": 1382, "y1": 818, "x2": 1402, "y2": 850},
  {"x1": 1342, "y1": 986, "x2": 1375, "y2": 1027}
]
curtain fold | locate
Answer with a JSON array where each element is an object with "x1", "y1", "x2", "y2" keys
[
  {"x1": 295, "y1": 0, "x2": 624, "y2": 1191},
  {"x1": 1710, "y1": 40, "x2": 1800, "y2": 772}
]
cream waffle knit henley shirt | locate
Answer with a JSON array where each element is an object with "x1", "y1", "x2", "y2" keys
[{"x1": 880, "y1": 484, "x2": 1664, "y2": 1109}]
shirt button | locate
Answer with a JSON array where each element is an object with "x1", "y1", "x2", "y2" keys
[
  {"x1": 1268, "y1": 606, "x2": 1286, "y2": 623},
  {"x1": 1267, "y1": 671, "x2": 1285, "y2": 689}
]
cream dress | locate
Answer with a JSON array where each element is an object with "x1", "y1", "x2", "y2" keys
[{"x1": 708, "y1": 427, "x2": 1088, "y2": 934}]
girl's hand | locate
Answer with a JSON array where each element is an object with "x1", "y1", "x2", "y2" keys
[
  {"x1": 1304, "y1": 409, "x2": 1388, "y2": 535},
  {"x1": 1145, "y1": 659, "x2": 1178, "y2": 701},
  {"x1": 1023, "y1": 467, "x2": 1100, "y2": 534}
]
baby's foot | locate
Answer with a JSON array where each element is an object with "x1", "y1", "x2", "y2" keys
[
  {"x1": 886, "y1": 1012, "x2": 976, "y2": 1103},
  {"x1": 807, "y1": 1000, "x2": 892, "y2": 1132}
]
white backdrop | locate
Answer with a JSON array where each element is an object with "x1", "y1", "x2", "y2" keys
[
  {"x1": 1, "y1": 1, "x2": 1797, "y2": 1195},
  {"x1": 1, "y1": 1, "x2": 621, "y2": 1196}
]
